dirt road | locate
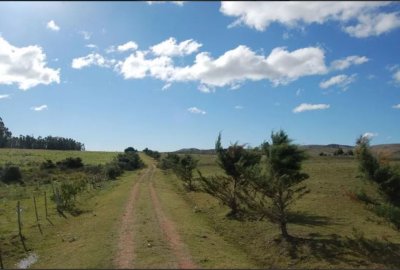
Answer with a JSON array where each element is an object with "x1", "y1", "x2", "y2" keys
[{"x1": 113, "y1": 165, "x2": 196, "y2": 268}]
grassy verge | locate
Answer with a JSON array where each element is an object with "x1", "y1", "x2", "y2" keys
[
  {"x1": 0, "y1": 169, "x2": 143, "y2": 268},
  {"x1": 153, "y1": 168, "x2": 259, "y2": 268}
]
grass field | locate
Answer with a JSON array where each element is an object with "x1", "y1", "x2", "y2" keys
[
  {"x1": 1, "y1": 149, "x2": 400, "y2": 268},
  {"x1": 0, "y1": 148, "x2": 119, "y2": 167},
  {"x1": 165, "y1": 154, "x2": 400, "y2": 268}
]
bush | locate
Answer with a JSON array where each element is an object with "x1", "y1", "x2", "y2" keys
[
  {"x1": 57, "y1": 157, "x2": 84, "y2": 169},
  {"x1": 40, "y1": 159, "x2": 56, "y2": 170},
  {"x1": 334, "y1": 148, "x2": 344, "y2": 156},
  {"x1": 84, "y1": 164, "x2": 105, "y2": 175},
  {"x1": 105, "y1": 162, "x2": 123, "y2": 180},
  {"x1": 1, "y1": 165, "x2": 22, "y2": 184},
  {"x1": 117, "y1": 152, "x2": 144, "y2": 171},
  {"x1": 355, "y1": 189, "x2": 377, "y2": 205},
  {"x1": 158, "y1": 153, "x2": 180, "y2": 170},
  {"x1": 143, "y1": 147, "x2": 161, "y2": 160},
  {"x1": 52, "y1": 180, "x2": 87, "y2": 212},
  {"x1": 124, "y1": 147, "x2": 138, "y2": 153},
  {"x1": 373, "y1": 203, "x2": 400, "y2": 230}
]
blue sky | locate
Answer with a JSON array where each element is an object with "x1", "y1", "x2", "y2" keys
[{"x1": 0, "y1": 1, "x2": 400, "y2": 151}]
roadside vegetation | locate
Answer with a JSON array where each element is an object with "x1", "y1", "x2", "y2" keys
[{"x1": 0, "y1": 146, "x2": 145, "y2": 267}]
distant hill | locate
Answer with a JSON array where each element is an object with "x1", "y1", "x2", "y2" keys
[
  {"x1": 371, "y1": 144, "x2": 400, "y2": 159},
  {"x1": 173, "y1": 144, "x2": 400, "y2": 159}
]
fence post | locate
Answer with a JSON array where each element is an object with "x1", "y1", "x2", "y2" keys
[
  {"x1": 44, "y1": 191, "x2": 48, "y2": 218},
  {"x1": 17, "y1": 201, "x2": 27, "y2": 252},
  {"x1": 33, "y1": 196, "x2": 42, "y2": 234}
]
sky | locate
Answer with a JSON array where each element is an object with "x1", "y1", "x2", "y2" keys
[{"x1": 0, "y1": 1, "x2": 400, "y2": 152}]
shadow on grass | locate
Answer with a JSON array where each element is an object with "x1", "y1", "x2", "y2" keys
[
  {"x1": 288, "y1": 211, "x2": 338, "y2": 227},
  {"x1": 279, "y1": 232, "x2": 400, "y2": 268}
]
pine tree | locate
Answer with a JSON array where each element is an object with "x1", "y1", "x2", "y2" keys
[
  {"x1": 249, "y1": 130, "x2": 309, "y2": 239},
  {"x1": 198, "y1": 133, "x2": 261, "y2": 217}
]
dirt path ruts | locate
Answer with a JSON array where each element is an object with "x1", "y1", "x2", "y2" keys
[
  {"x1": 114, "y1": 165, "x2": 196, "y2": 269},
  {"x1": 148, "y1": 165, "x2": 197, "y2": 269},
  {"x1": 113, "y1": 169, "x2": 149, "y2": 268}
]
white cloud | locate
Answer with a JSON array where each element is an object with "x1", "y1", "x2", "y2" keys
[
  {"x1": 117, "y1": 41, "x2": 138, "y2": 52},
  {"x1": 197, "y1": 84, "x2": 214, "y2": 93},
  {"x1": 76, "y1": 38, "x2": 373, "y2": 92},
  {"x1": 393, "y1": 104, "x2": 400, "y2": 109},
  {"x1": 79, "y1": 31, "x2": 91, "y2": 40},
  {"x1": 330, "y1": 55, "x2": 369, "y2": 70},
  {"x1": 115, "y1": 51, "x2": 174, "y2": 80},
  {"x1": 161, "y1": 83, "x2": 172, "y2": 90},
  {"x1": 31, "y1": 104, "x2": 48, "y2": 111},
  {"x1": 293, "y1": 103, "x2": 330, "y2": 113},
  {"x1": 0, "y1": 94, "x2": 10, "y2": 99},
  {"x1": 46, "y1": 20, "x2": 60, "y2": 31},
  {"x1": 86, "y1": 44, "x2": 98, "y2": 49},
  {"x1": 147, "y1": 1, "x2": 184, "y2": 6},
  {"x1": 296, "y1": 88, "x2": 303, "y2": 96},
  {"x1": 319, "y1": 74, "x2": 357, "y2": 89},
  {"x1": 150, "y1": 37, "x2": 202, "y2": 57},
  {"x1": 234, "y1": 105, "x2": 244, "y2": 109},
  {"x1": 71, "y1": 53, "x2": 115, "y2": 69},
  {"x1": 220, "y1": 2, "x2": 399, "y2": 38},
  {"x1": 362, "y1": 132, "x2": 378, "y2": 139},
  {"x1": 170, "y1": 45, "x2": 327, "y2": 87},
  {"x1": 187, "y1": 107, "x2": 206, "y2": 115},
  {"x1": 0, "y1": 36, "x2": 60, "y2": 90},
  {"x1": 344, "y1": 12, "x2": 400, "y2": 38}
]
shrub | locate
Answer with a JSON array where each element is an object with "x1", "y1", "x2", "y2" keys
[
  {"x1": 105, "y1": 162, "x2": 123, "y2": 180},
  {"x1": 355, "y1": 189, "x2": 377, "y2": 205},
  {"x1": 1, "y1": 165, "x2": 22, "y2": 184},
  {"x1": 52, "y1": 180, "x2": 87, "y2": 212},
  {"x1": 84, "y1": 164, "x2": 105, "y2": 175},
  {"x1": 57, "y1": 157, "x2": 84, "y2": 169},
  {"x1": 143, "y1": 147, "x2": 161, "y2": 160},
  {"x1": 158, "y1": 153, "x2": 180, "y2": 170},
  {"x1": 373, "y1": 203, "x2": 400, "y2": 230},
  {"x1": 117, "y1": 152, "x2": 144, "y2": 171},
  {"x1": 334, "y1": 148, "x2": 344, "y2": 156},
  {"x1": 173, "y1": 154, "x2": 198, "y2": 191},
  {"x1": 124, "y1": 147, "x2": 138, "y2": 153},
  {"x1": 40, "y1": 159, "x2": 56, "y2": 170}
]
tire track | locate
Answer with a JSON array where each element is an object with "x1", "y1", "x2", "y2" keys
[
  {"x1": 148, "y1": 165, "x2": 197, "y2": 269},
  {"x1": 113, "y1": 168, "x2": 149, "y2": 269}
]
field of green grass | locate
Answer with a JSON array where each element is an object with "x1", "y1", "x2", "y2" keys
[
  {"x1": 165, "y1": 154, "x2": 400, "y2": 268},
  {"x1": 1, "y1": 149, "x2": 400, "y2": 268},
  {"x1": 0, "y1": 148, "x2": 119, "y2": 167}
]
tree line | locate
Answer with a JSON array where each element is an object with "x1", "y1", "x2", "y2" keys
[
  {"x1": 0, "y1": 117, "x2": 84, "y2": 151},
  {"x1": 161, "y1": 130, "x2": 400, "y2": 239},
  {"x1": 160, "y1": 130, "x2": 309, "y2": 240}
]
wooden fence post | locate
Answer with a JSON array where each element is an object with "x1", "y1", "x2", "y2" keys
[
  {"x1": 44, "y1": 191, "x2": 48, "y2": 218},
  {"x1": 33, "y1": 196, "x2": 42, "y2": 234},
  {"x1": 17, "y1": 201, "x2": 27, "y2": 252}
]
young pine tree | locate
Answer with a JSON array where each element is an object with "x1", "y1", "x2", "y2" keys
[
  {"x1": 249, "y1": 130, "x2": 309, "y2": 239},
  {"x1": 174, "y1": 154, "x2": 198, "y2": 191},
  {"x1": 198, "y1": 133, "x2": 261, "y2": 217}
]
